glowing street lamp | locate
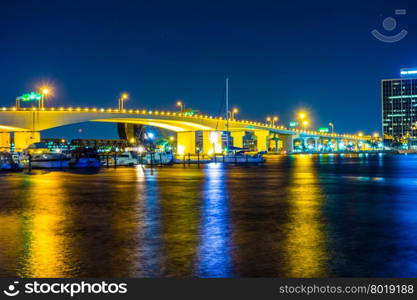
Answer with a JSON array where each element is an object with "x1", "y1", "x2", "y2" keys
[
  {"x1": 328, "y1": 122, "x2": 334, "y2": 133},
  {"x1": 231, "y1": 108, "x2": 239, "y2": 120},
  {"x1": 272, "y1": 116, "x2": 278, "y2": 126},
  {"x1": 39, "y1": 86, "x2": 52, "y2": 108},
  {"x1": 266, "y1": 116, "x2": 279, "y2": 126},
  {"x1": 296, "y1": 111, "x2": 310, "y2": 129},
  {"x1": 119, "y1": 93, "x2": 129, "y2": 111},
  {"x1": 176, "y1": 101, "x2": 184, "y2": 112}
]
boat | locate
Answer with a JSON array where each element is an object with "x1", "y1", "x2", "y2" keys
[
  {"x1": 212, "y1": 152, "x2": 265, "y2": 163},
  {"x1": 24, "y1": 143, "x2": 70, "y2": 169},
  {"x1": 143, "y1": 152, "x2": 173, "y2": 165},
  {"x1": 29, "y1": 153, "x2": 70, "y2": 169},
  {"x1": 173, "y1": 154, "x2": 212, "y2": 164},
  {"x1": 70, "y1": 148, "x2": 101, "y2": 168},
  {"x1": 102, "y1": 152, "x2": 138, "y2": 166},
  {"x1": 0, "y1": 152, "x2": 22, "y2": 171},
  {"x1": 396, "y1": 149, "x2": 417, "y2": 154}
]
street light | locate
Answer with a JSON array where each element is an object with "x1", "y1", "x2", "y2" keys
[
  {"x1": 177, "y1": 101, "x2": 184, "y2": 112},
  {"x1": 39, "y1": 86, "x2": 51, "y2": 108},
  {"x1": 273, "y1": 116, "x2": 278, "y2": 126},
  {"x1": 266, "y1": 116, "x2": 279, "y2": 126},
  {"x1": 328, "y1": 122, "x2": 334, "y2": 133},
  {"x1": 297, "y1": 111, "x2": 310, "y2": 129},
  {"x1": 119, "y1": 93, "x2": 128, "y2": 111},
  {"x1": 231, "y1": 108, "x2": 239, "y2": 120}
]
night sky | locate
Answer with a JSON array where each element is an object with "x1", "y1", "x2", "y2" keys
[{"x1": 1, "y1": 0, "x2": 417, "y2": 139}]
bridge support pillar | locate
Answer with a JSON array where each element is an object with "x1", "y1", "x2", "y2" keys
[
  {"x1": 14, "y1": 131, "x2": 40, "y2": 152},
  {"x1": 269, "y1": 133, "x2": 280, "y2": 152},
  {"x1": 231, "y1": 131, "x2": 245, "y2": 148},
  {"x1": 202, "y1": 131, "x2": 223, "y2": 155},
  {"x1": 254, "y1": 130, "x2": 269, "y2": 152},
  {"x1": 0, "y1": 132, "x2": 10, "y2": 151},
  {"x1": 335, "y1": 139, "x2": 343, "y2": 152},
  {"x1": 302, "y1": 137, "x2": 309, "y2": 151},
  {"x1": 314, "y1": 137, "x2": 319, "y2": 151},
  {"x1": 281, "y1": 135, "x2": 293, "y2": 153},
  {"x1": 177, "y1": 131, "x2": 196, "y2": 155}
]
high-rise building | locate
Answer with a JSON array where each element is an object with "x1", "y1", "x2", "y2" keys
[{"x1": 382, "y1": 68, "x2": 417, "y2": 148}]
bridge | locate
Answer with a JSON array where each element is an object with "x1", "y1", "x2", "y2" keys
[{"x1": 0, "y1": 106, "x2": 371, "y2": 153}]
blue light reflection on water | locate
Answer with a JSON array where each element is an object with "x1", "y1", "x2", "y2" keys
[
  {"x1": 317, "y1": 154, "x2": 417, "y2": 277},
  {"x1": 197, "y1": 163, "x2": 232, "y2": 277},
  {"x1": 387, "y1": 155, "x2": 417, "y2": 276},
  {"x1": 137, "y1": 166, "x2": 164, "y2": 277}
]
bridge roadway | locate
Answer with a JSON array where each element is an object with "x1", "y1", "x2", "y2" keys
[{"x1": 0, "y1": 106, "x2": 370, "y2": 153}]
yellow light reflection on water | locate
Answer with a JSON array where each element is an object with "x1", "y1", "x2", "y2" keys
[
  {"x1": 0, "y1": 215, "x2": 22, "y2": 276},
  {"x1": 19, "y1": 173, "x2": 76, "y2": 278},
  {"x1": 158, "y1": 168, "x2": 201, "y2": 276},
  {"x1": 282, "y1": 155, "x2": 328, "y2": 277}
]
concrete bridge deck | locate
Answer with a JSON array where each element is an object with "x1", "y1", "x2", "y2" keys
[{"x1": 0, "y1": 106, "x2": 371, "y2": 153}]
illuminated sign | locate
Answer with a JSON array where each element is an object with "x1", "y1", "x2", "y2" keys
[
  {"x1": 289, "y1": 121, "x2": 298, "y2": 127},
  {"x1": 400, "y1": 68, "x2": 417, "y2": 77},
  {"x1": 17, "y1": 92, "x2": 42, "y2": 102},
  {"x1": 318, "y1": 127, "x2": 329, "y2": 133}
]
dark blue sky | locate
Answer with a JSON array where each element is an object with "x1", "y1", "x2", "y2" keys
[{"x1": 1, "y1": 0, "x2": 417, "y2": 138}]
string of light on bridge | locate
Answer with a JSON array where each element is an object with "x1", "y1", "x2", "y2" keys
[{"x1": 0, "y1": 106, "x2": 371, "y2": 140}]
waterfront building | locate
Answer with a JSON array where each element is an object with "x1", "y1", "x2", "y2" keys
[{"x1": 382, "y1": 68, "x2": 417, "y2": 148}]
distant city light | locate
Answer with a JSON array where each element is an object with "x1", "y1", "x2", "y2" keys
[
  {"x1": 147, "y1": 132, "x2": 154, "y2": 139},
  {"x1": 138, "y1": 146, "x2": 145, "y2": 153}
]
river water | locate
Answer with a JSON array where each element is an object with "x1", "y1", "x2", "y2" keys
[{"x1": 0, "y1": 153, "x2": 417, "y2": 278}]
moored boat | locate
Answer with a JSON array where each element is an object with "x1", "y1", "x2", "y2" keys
[
  {"x1": 29, "y1": 153, "x2": 70, "y2": 169},
  {"x1": 144, "y1": 152, "x2": 173, "y2": 165},
  {"x1": 101, "y1": 151, "x2": 139, "y2": 166},
  {"x1": 0, "y1": 152, "x2": 22, "y2": 171},
  {"x1": 24, "y1": 143, "x2": 70, "y2": 169},
  {"x1": 70, "y1": 148, "x2": 101, "y2": 168},
  {"x1": 212, "y1": 152, "x2": 265, "y2": 163}
]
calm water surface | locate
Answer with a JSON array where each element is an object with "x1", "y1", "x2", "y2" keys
[{"x1": 0, "y1": 154, "x2": 417, "y2": 278}]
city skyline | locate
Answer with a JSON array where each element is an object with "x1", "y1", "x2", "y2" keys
[{"x1": 2, "y1": 0, "x2": 417, "y2": 139}]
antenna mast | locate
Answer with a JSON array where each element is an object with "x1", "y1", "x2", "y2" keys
[{"x1": 226, "y1": 77, "x2": 229, "y2": 152}]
